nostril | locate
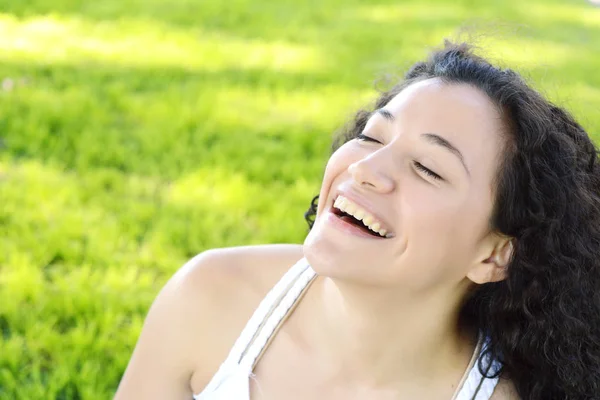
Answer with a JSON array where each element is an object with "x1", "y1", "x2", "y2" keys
[{"x1": 349, "y1": 160, "x2": 394, "y2": 193}]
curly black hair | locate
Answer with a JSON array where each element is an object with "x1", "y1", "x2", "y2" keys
[{"x1": 304, "y1": 41, "x2": 600, "y2": 399}]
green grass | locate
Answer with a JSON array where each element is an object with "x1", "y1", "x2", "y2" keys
[{"x1": 0, "y1": 0, "x2": 598, "y2": 398}]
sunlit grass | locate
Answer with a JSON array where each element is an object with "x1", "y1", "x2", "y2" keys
[
  {"x1": 522, "y1": 2, "x2": 600, "y2": 26},
  {"x1": 0, "y1": 14, "x2": 324, "y2": 71},
  {"x1": 0, "y1": 0, "x2": 598, "y2": 398}
]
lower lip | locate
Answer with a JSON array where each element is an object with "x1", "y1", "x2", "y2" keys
[{"x1": 324, "y1": 210, "x2": 386, "y2": 240}]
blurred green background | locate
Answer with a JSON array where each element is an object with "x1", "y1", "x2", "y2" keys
[{"x1": 0, "y1": 0, "x2": 598, "y2": 398}]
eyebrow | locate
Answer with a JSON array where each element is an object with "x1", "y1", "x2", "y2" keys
[
  {"x1": 421, "y1": 133, "x2": 470, "y2": 177},
  {"x1": 374, "y1": 108, "x2": 470, "y2": 177},
  {"x1": 376, "y1": 108, "x2": 395, "y2": 121}
]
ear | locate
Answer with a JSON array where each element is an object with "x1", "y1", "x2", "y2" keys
[{"x1": 466, "y1": 237, "x2": 515, "y2": 285}]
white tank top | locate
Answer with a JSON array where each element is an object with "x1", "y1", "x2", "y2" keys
[{"x1": 194, "y1": 258, "x2": 501, "y2": 400}]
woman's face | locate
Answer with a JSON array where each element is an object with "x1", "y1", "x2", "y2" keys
[{"x1": 303, "y1": 78, "x2": 509, "y2": 290}]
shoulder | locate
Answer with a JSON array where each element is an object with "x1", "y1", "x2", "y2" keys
[
  {"x1": 179, "y1": 244, "x2": 305, "y2": 302},
  {"x1": 115, "y1": 243, "x2": 304, "y2": 398},
  {"x1": 174, "y1": 244, "x2": 305, "y2": 342},
  {"x1": 490, "y1": 378, "x2": 520, "y2": 400},
  {"x1": 175, "y1": 244, "x2": 305, "y2": 387}
]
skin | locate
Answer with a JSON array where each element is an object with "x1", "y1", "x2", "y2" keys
[{"x1": 115, "y1": 78, "x2": 519, "y2": 399}]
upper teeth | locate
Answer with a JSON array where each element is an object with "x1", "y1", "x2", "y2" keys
[{"x1": 333, "y1": 195, "x2": 389, "y2": 238}]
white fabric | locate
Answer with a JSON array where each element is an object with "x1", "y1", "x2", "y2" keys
[
  {"x1": 454, "y1": 338, "x2": 502, "y2": 400},
  {"x1": 238, "y1": 265, "x2": 316, "y2": 371},
  {"x1": 195, "y1": 258, "x2": 312, "y2": 399},
  {"x1": 194, "y1": 258, "x2": 500, "y2": 399}
]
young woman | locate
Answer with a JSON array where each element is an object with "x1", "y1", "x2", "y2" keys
[{"x1": 115, "y1": 41, "x2": 600, "y2": 399}]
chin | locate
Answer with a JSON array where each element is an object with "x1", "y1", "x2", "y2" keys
[{"x1": 302, "y1": 217, "x2": 381, "y2": 282}]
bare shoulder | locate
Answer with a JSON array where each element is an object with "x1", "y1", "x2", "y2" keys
[
  {"x1": 182, "y1": 243, "x2": 305, "y2": 303},
  {"x1": 490, "y1": 378, "x2": 520, "y2": 400},
  {"x1": 115, "y1": 243, "x2": 304, "y2": 399},
  {"x1": 182, "y1": 244, "x2": 305, "y2": 389}
]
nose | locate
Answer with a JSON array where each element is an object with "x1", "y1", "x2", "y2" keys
[{"x1": 348, "y1": 153, "x2": 395, "y2": 193}]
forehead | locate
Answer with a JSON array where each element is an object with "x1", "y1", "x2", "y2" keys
[
  {"x1": 381, "y1": 78, "x2": 506, "y2": 177},
  {"x1": 384, "y1": 78, "x2": 504, "y2": 137}
]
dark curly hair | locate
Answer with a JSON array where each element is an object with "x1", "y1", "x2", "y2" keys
[{"x1": 304, "y1": 41, "x2": 600, "y2": 399}]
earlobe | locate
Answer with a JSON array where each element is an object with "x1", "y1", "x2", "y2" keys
[{"x1": 467, "y1": 239, "x2": 515, "y2": 285}]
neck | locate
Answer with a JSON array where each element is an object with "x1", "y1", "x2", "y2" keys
[{"x1": 295, "y1": 275, "x2": 477, "y2": 388}]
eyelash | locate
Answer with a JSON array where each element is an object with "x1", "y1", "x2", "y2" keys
[
  {"x1": 356, "y1": 134, "x2": 443, "y2": 181},
  {"x1": 357, "y1": 133, "x2": 380, "y2": 143},
  {"x1": 413, "y1": 161, "x2": 443, "y2": 181}
]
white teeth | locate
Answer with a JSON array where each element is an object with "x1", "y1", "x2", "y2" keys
[
  {"x1": 345, "y1": 203, "x2": 356, "y2": 215},
  {"x1": 354, "y1": 209, "x2": 365, "y2": 220},
  {"x1": 333, "y1": 195, "x2": 389, "y2": 237}
]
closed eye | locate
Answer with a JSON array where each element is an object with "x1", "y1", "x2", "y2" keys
[
  {"x1": 356, "y1": 134, "x2": 443, "y2": 181},
  {"x1": 357, "y1": 133, "x2": 381, "y2": 144},
  {"x1": 413, "y1": 161, "x2": 443, "y2": 181}
]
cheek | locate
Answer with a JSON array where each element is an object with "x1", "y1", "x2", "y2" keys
[
  {"x1": 404, "y1": 190, "x2": 483, "y2": 252},
  {"x1": 397, "y1": 198, "x2": 477, "y2": 285},
  {"x1": 316, "y1": 144, "x2": 359, "y2": 215},
  {"x1": 408, "y1": 197, "x2": 458, "y2": 245},
  {"x1": 408, "y1": 189, "x2": 493, "y2": 266}
]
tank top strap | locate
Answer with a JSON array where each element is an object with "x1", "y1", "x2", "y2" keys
[
  {"x1": 237, "y1": 259, "x2": 316, "y2": 371},
  {"x1": 199, "y1": 258, "x2": 315, "y2": 396},
  {"x1": 455, "y1": 336, "x2": 501, "y2": 400},
  {"x1": 225, "y1": 258, "x2": 314, "y2": 368}
]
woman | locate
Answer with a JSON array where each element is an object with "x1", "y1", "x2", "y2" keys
[{"x1": 115, "y1": 41, "x2": 600, "y2": 399}]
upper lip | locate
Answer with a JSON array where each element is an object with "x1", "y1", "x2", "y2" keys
[{"x1": 330, "y1": 190, "x2": 395, "y2": 237}]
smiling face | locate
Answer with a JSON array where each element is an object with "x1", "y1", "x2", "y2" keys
[{"x1": 303, "y1": 78, "x2": 511, "y2": 291}]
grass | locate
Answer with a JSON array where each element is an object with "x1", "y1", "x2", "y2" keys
[{"x1": 0, "y1": 0, "x2": 598, "y2": 398}]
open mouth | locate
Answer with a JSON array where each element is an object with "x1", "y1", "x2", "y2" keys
[{"x1": 331, "y1": 195, "x2": 390, "y2": 238}]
